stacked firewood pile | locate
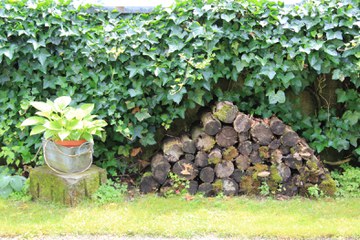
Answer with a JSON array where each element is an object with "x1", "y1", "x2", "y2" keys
[{"x1": 140, "y1": 101, "x2": 336, "y2": 197}]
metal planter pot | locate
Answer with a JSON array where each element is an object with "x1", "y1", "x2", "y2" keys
[{"x1": 43, "y1": 139, "x2": 93, "y2": 174}]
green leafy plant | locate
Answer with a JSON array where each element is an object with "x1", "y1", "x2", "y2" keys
[
  {"x1": 0, "y1": 173, "x2": 26, "y2": 199},
  {"x1": 331, "y1": 164, "x2": 360, "y2": 198},
  {"x1": 92, "y1": 179, "x2": 128, "y2": 204},
  {"x1": 20, "y1": 96, "x2": 107, "y2": 142},
  {"x1": 259, "y1": 182, "x2": 270, "y2": 197},
  {"x1": 307, "y1": 184, "x2": 324, "y2": 199},
  {"x1": 164, "y1": 173, "x2": 190, "y2": 197},
  {"x1": 8, "y1": 178, "x2": 32, "y2": 202}
]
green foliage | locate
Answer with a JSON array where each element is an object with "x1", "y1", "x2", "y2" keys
[
  {"x1": 331, "y1": 164, "x2": 360, "y2": 198},
  {"x1": 8, "y1": 178, "x2": 32, "y2": 202},
  {"x1": 0, "y1": 169, "x2": 26, "y2": 198},
  {"x1": 20, "y1": 96, "x2": 107, "y2": 142},
  {"x1": 164, "y1": 172, "x2": 190, "y2": 197},
  {"x1": 259, "y1": 181, "x2": 270, "y2": 197},
  {"x1": 307, "y1": 184, "x2": 324, "y2": 199},
  {"x1": 92, "y1": 179, "x2": 128, "y2": 204},
  {"x1": 0, "y1": 0, "x2": 359, "y2": 174}
]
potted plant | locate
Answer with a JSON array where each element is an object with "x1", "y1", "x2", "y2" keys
[{"x1": 20, "y1": 96, "x2": 107, "y2": 174}]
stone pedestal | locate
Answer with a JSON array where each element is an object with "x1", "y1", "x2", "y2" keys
[{"x1": 30, "y1": 165, "x2": 107, "y2": 206}]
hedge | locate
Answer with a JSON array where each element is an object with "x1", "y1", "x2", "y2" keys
[{"x1": 0, "y1": 0, "x2": 359, "y2": 174}]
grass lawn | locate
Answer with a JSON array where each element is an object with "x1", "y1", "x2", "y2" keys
[{"x1": 0, "y1": 195, "x2": 359, "y2": 238}]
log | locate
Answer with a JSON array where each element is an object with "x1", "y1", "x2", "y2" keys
[
  {"x1": 283, "y1": 155, "x2": 301, "y2": 169},
  {"x1": 223, "y1": 146, "x2": 239, "y2": 161},
  {"x1": 191, "y1": 126, "x2": 205, "y2": 140},
  {"x1": 238, "y1": 141, "x2": 252, "y2": 156},
  {"x1": 140, "y1": 173, "x2": 160, "y2": 194},
  {"x1": 235, "y1": 154, "x2": 250, "y2": 171},
  {"x1": 214, "y1": 161, "x2": 234, "y2": 178},
  {"x1": 280, "y1": 145, "x2": 290, "y2": 155},
  {"x1": 212, "y1": 101, "x2": 239, "y2": 123},
  {"x1": 30, "y1": 165, "x2": 106, "y2": 206},
  {"x1": 269, "y1": 139, "x2": 281, "y2": 150},
  {"x1": 201, "y1": 112, "x2": 222, "y2": 136},
  {"x1": 188, "y1": 180, "x2": 198, "y2": 195},
  {"x1": 185, "y1": 153, "x2": 195, "y2": 161},
  {"x1": 249, "y1": 151, "x2": 262, "y2": 164},
  {"x1": 195, "y1": 133, "x2": 216, "y2": 152},
  {"x1": 270, "y1": 116, "x2": 286, "y2": 135},
  {"x1": 208, "y1": 148, "x2": 222, "y2": 165},
  {"x1": 279, "y1": 176, "x2": 299, "y2": 196},
  {"x1": 270, "y1": 149, "x2": 283, "y2": 164},
  {"x1": 198, "y1": 183, "x2": 214, "y2": 197},
  {"x1": 250, "y1": 123, "x2": 273, "y2": 145},
  {"x1": 280, "y1": 126, "x2": 300, "y2": 147},
  {"x1": 199, "y1": 167, "x2": 215, "y2": 183},
  {"x1": 162, "y1": 137, "x2": 183, "y2": 162},
  {"x1": 172, "y1": 159, "x2": 198, "y2": 180},
  {"x1": 216, "y1": 126, "x2": 238, "y2": 148},
  {"x1": 259, "y1": 146, "x2": 270, "y2": 160},
  {"x1": 231, "y1": 169, "x2": 246, "y2": 183},
  {"x1": 233, "y1": 113, "x2": 252, "y2": 133},
  {"x1": 194, "y1": 151, "x2": 208, "y2": 168},
  {"x1": 238, "y1": 132, "x2": 249, "y2": 142},
  {"x1": 222, "y1": 178, "x2": 239, "y2": 196},
  {"x1": 151, "y1": 154, "x2": 171, "y2": 184},
  {"x1": 181, "y1": 134, "x2": 196, "y2": 154}
]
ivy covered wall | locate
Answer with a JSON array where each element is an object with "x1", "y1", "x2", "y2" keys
[{"x1": 0, "y1": 0, "x2": 359, "y2": 174}]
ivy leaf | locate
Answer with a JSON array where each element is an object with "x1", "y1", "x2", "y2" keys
[
  {"x1": 221, "y1": 13, "x2": 236, "y2": 22},
  {"x1": 128, "y1": 88, "x2": 143, "y2": 97},
  {"x1": 326, "y1": 31, "x2": 343, "y2": 40},
  {"x1": 332, "y1": 69, "x2": 345, "y2": 81},
  {"x1": 189, "y1": 21, "x2": 205, "y2": 37},
  {"x1": 135, "y1": 109, "x2": 151, "y2": 122},
  {"x1": 140, "y1": 132, "x2": 156, "y2": 146},
  {"x1": 267, "y1": 90, "x2": 286, "y2": 104},
  {"x1": 33, "y1": 49, "x2": 51, "y2": 66},
  {"x1": 9, "y1": 176, "x2": 25, "y2": 192}
]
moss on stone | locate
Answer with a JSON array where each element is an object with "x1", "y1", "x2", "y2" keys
[
  {"x1": 319, "y1": 174, "x2": 337, "y2": 197},
  {"x1": 213, "y1": 104, "x2": 233, "y2": 122},
  {"x1": 270, "y1": 165, "x2": 283, "y2": 183}
]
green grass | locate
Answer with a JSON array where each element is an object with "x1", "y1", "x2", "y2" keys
[{"x1": 0, "y1": 195, "x2": 359, "y2": 238}]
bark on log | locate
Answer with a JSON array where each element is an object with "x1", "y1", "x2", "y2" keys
[
  {"x1": 208, "y1": 148, "x2": 222, "y2": 165},
  {"x1": 280, "y1": 127, "x2": 300, "y2": 147},
  {"x1": 173, "y1": 160, "x2": 199, "y2": 180},
  {"x1": 235, "y1": 154, "x2": 250, "y2": 171},
  {"x1": 215, "y1": 161, "x2": 234, "y2": 178},
  {"x1": 250, "y1": 123, "x2": 273, "y2": 145},
  {"x1": 201, "y1": 112, "x2": 222, "y2": 136},
  {"x1": 223, "y1": 146, "x2": 239, "y2": 161},
  {"x1": 151, "y1": 154, "x2": 171, "y2": 184},
  {"x1": 181, "y1": 134, "x2": 196, "y2": 154},
  {"x1": 216, "y1": 126, "x2": 238, "y2": 148},
  {"x1": 194, "y1": 151, "x2": 208, "y2": 168},
  {"x1": 198, "y1": 183, "x2": 214, "y2": 197},
  {"x1": 140, "y1": 174, "x2": 160, "y2": 194},
  {"x1": 213, "y1": 101, "x2": 239, "y2": 123},
  {"x1": 233, "y1": 113, "x2": 252, "y2": 133},
  {"x1": 162, "y1": 137, "x2": 183, "y2": 163},
  {"x1": 270, "y1": 116, "x2": 286, "y2": 135},
  {"x1": 231, "y1": 169, "x2": 246, "y2": 183},
  {"x1": 238, "y1": 141, "x2": 252, "y2": 156},
  {"x1": 222, "y1": 178, "x2": 239, "y2": 196},
  {"x1": 195, "y1": 133, "x2": 216, "y2": 152},
  {"x1": 199, "y1": 167, "x2": 215, "y2": 183}
]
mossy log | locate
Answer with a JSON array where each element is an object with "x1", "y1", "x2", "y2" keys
[
  {"x1": 199, "y1": 167, "x2": 215, "y2": 183},
  {"x1": 216, "y1": 126, "x2": 238, "y2": 147},
  {"x1": 208, "y1": 148, "x2": 222, "y2": 165},
  {"x1": 233, "y1": 113, "x2": 252, "y2": 133},
  {"x1": 214, "y1": 161, "x2": 234, "y2": 178},
  {"x1": 223, "y1": 146, "x2": 239, "y2": 161},
  {"x1": 195, "y1": 133, "x2": 216, "y2": 152},
  {"x1": 162, "y1": 137, "x2": 183, "y2": 162},
  {"x1": 250, "y1": 122, "x2": 273, "y2": 145},
  {"x1": 201, "y1": 112, "x2": 222, "y2": 136},
  {"x1": 235, "y1": 154, "x2": 250, "y2": 171},
  {"x1": 30, "y1": 165, "x2": 106, "y2": 206},
  {"x1": 213, "y1": 101, "x2": 239, "y2": 124},
  {"x1": 151, "y1": 154, "x2": 171, "y2": 184}
]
